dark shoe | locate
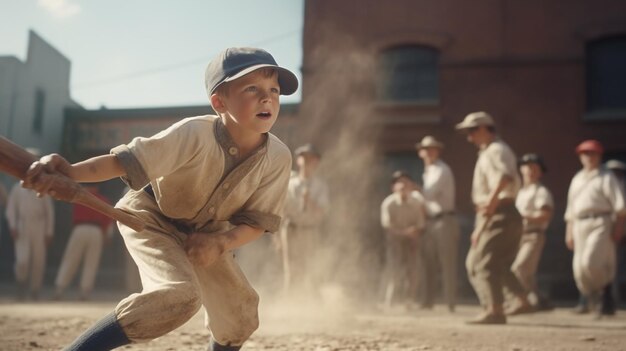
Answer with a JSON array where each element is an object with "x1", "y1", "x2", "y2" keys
[
  {"x1": 466, "y1": 313, "x2": 506, "y2": 325},
  {"x1": 448, "y1": 304, "x2": 456, "y2": 313},
  {"x1": 600, "y1": 284, "x2": 616, "y2": 316},
  {"x1": 572, "y1": 304, "x2": 589, "y2": 314},
  {"x1": 535, "y1": 298, "x2": 554, "y2": 311},
  {"x1": 506, "y1": 303, "x2": 535, "y2": 316},
  {"x1": 208, "y1": 339, "x2": 242, "y2": 351}
]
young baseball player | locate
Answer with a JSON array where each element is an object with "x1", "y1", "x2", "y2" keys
[
  {"x1": 565, "y1": 140, "x2": 626, "y2": 317},
  {"x1": 511, "y1": 153, "x2": 554, "y2": 311},
  {"x1": 5, "y1": 148, "x2": 54, "y2": 301},
  {"x1": 54, "y1": 185, "x2": 114, "y2": 300},
  {"x1": 416, "y1": 136, "x2": 461, "y2": 312},
  {"x1": 23, "y1": 47, "x2": 298, "y2": 351},
  {"x1": 380, "y1": 171, "x2": 426, "y2": 308},
  {"x1": 456, "y1": 112, "x2": 532, "y2": 324}
]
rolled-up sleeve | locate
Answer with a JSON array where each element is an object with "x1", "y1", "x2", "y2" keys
[
  {"x1": 230, "y1": 149, "x2": 292, "y2": 233},
  {"x1": 488, "y1": 145, "x2": 517, "y2": 179},
  {"x1": 110, "y1": 119, "x2": 201, "y2": 190}
]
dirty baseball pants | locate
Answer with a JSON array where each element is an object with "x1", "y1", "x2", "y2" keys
[
  {"x1": 465, "y1": 204, "x2": 525, "y2": 307},
  {"x1": 55, "y1": 224, "x2": 104, "y2": 296},
  {"x1": 13, "y1": 231, "x2": 46, "y2": 293},
  {"x1": 572, "y1": 216, "x2": 616, "y2": 297},
  {"x1": 420, "y1": 215, "x2": 460, "y2": 308},
  {"x1": 111, "y1": 192, "x2": 259, "y2": 346},
  {"x1": 511, "y1": 230, "x2": 545, "y2": 302}
]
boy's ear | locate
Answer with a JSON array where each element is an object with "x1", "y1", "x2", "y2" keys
[{"x1": 210, "y1": 93, "x2": 227, "y2": 113}]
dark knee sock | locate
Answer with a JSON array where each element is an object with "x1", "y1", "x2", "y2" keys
[
  {"x1": 64, "y1": 312, "x2": 130, "y2": 351},
  {"x1": 208, "y1": 339, "x2": 241, "y2": 351}
]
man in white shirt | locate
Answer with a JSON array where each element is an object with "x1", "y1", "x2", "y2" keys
[
  {"x1": 565, "y1": 141, "x2": 626, "y2": 316},
  {"x1": 416, "y1": 136, "x2": 460, "y2": 312},
  {"x1": 281, "y1": 144, "x2": 329, "y2": 293},
  {"x1": 456, "y1": 112, "x2": 532, "y2": 324},
  {"x1": 380, "y1": 171, "x2": 426, "y2": 308},
  {"x1": 5, "y1": 149, "x2": 54, "y2": 300},
  {"x1": 512, "y1": 153, "x2": 554, "y2": 311}
]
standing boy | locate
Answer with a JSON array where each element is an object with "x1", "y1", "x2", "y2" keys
[
  {"x1": 416, "y1": 135, "x2": 460, "y2": 312},
  {"x1": 55, "y1": 185, "x2": 114, "y2": 300},
  {"x1": 24, "y1": 47, "x2": 298, "y2": 351},
  {"x1": 281, "y1": 143, "x2": 329, "y2": 292},
  {"x1": 564, "y1": 140, "x2": 626, "y2": 316},
  {"x1": 5, "y1": 148, "x2": 54, "y2": 300},
  {"x1": 380, "y1": 171, "x2": 426, "y2": 308},
  {"x1": 512, "y1": 153, "x2": 554, "y2": 311},
  {"x1": 456, "y1": 112, "x2": 532, "y2": 324}
]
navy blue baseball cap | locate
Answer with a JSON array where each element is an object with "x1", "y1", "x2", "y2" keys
[{"x1": 205, "y1": 47, "x2": 299, "y2": 97}]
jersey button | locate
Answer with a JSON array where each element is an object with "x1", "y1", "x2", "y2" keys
[
  {"x1": 223, "y1": 182, "x2": 230, "y2": 189},
  {"x1": 208, "y1": 207, "x2": 215, "y2": 215},
  {"x1": 228, "y1": 147, "x2": 238, "y2": 155}
]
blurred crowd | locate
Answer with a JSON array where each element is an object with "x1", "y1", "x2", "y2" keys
[{"x1": 2, "y1": 111, "x2": 625, "y2": 327}]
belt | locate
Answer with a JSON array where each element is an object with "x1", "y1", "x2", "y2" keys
[
  {"x1": 143, "y1": 184, "x2": 194, "y2": 234},
  {"x1": 430, "y1": 211, "x2": 456, "y2": 220},
  {"x1": 577, "y1": 212, "x2": 612, "y2": 220}
]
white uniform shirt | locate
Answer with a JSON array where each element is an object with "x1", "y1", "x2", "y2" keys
[
  {"x1": 112, "y1": 115, "x2": 292, "y2": 233},
  {"x1": 5, "y1": 185, "x2": 54, "y2": 239},
  {"x1": 472, "y1": 139, "x2": 521, "y2": 206},
  {"x1": 515, "y1": 183, "x2": 554, "y2": 231},
  {"x1": 284, "y1": 175, "x2": 329, "y2": 227},
  {"x1": 422, "y1": 159, "x2": 456, "y2": 217},
  {"x1": 564, "y1": 167, "x2": 626, "y2": 221},
  {"x1": 381, "y1": 191, "x2": 426, "y2": 231}
]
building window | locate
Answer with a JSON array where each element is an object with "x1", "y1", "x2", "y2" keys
[
  {"x1": 586, "y1": 35, "x2": 626, "y2": 118},
  {"x1": 377, "y1": 45, "x2": 439, "y2": 104},
  {"x1": 32, "y1": 88, "x2": 45, "y2": 133}
]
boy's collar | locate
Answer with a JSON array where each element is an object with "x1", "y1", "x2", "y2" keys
[{"x1": 214, "y1": 117, "x2": 268, "y2": 159}]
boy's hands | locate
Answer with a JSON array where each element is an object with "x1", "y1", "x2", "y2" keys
[
  {"x1": 185, "y1": 233, "x2": 227, "y2": 267},
  {"x1": 22, "y1": 154, "x2": 73, "y2": 197}
]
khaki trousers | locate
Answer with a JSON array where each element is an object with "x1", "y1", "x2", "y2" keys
[
  {"x1": 14, "y1": 231, "x2": 46, "y2": 292},
  {"x1": 572, "y1": 216, "x2": 616, "y2": 296},
  {"x1": 55, "y1": 224, "x2": 104, "y2": 294},
  {"x1": 465, "y1": 204, "x2": 525, "y2": 306},
  {"x1": 511, "y1": 231, "x2": 545, "y2": 300},
  {"x1": 421, "y1": 215, "x2": 460, "y2": 307},
  {"x1": 115, "y1": 191, "x2": 259, "y2": 346}
]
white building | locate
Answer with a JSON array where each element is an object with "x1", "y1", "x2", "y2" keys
[{"x1": 0, "y1": 30, "x2": 80, "y2": 155}]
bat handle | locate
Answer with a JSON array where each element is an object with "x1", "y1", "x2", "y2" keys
[{"x1": 74, "y1": 189, "x2": 145, "y2": 232}]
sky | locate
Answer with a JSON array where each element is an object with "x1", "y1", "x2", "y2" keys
[{"x1": 0, "y1": 0, "x2": 304, "y2": 109}]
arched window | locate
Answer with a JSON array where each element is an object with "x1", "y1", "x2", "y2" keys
[
  {"x1": 377, "y1": 45, "x2": 439, "y2": 103},
  {"x1": 586, "y1": 35, "x2": 626, "y2": 113}
]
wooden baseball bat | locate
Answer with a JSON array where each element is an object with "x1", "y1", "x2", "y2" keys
[{"x1": 0, "y1": 136, "x2": 145, "y2": 232}]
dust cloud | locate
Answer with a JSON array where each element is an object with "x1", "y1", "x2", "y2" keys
[{"x1": 238, "y1": 27, "x2": 391, "y2": 321}]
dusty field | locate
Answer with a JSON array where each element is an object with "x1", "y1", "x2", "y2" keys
[{"x1": 1, "y1": 292, "x2": 626, "y2": 351}]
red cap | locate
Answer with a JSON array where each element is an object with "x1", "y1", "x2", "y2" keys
[{"x1": 576, "y1": 139, "x2": 604, "y2": 154}]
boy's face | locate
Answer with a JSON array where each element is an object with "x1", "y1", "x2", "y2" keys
[
  {"x1": 520, "y1": 163, "x2": 542, "y2": 182},
  {"x1": 213, "y1": 69, "x2": 281, "y2": 134}
]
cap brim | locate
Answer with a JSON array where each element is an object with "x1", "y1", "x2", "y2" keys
[
  {"x1": 455, "y1": 121, "x2": 478, "y2": 130},
  {"x1": 416, "y1": 143, "x2": 444, "y2": 149},
  {"x1": 219, "y1": 64, "x2": 299, "y2": 96}
]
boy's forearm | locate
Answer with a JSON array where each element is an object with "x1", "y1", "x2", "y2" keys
[
  {"x1": 70, "y1": 155, "x2": 126, "y2": 183},
  {"x1": 221, "y1": 224, "x2": 264, "y2": 251}
]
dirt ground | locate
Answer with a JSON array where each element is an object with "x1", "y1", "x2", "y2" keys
[{"x1": 1, "y1": 289, "x2": 626, "y2": 351}]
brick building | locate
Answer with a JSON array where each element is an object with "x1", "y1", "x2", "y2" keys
[{"x1": 296, "y1": 0, "x2": 626, "y2": 297}]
